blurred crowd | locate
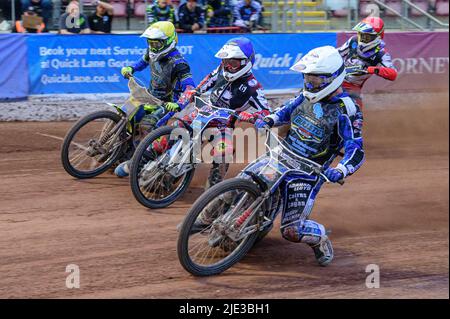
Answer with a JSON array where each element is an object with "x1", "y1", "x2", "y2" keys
[
  {"x1": 148, "y1": 0, "x2": 265, "y2": 32},
  {"x1": 0, "y1": 0, "x2": 267, "y2": 34},
  {"x1": 1, "y1": 0, "x2": 446, "y2": 34}
]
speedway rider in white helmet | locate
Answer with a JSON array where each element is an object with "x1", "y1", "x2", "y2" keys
[
  {"x1": 176, "y1": 37, "x2": 271, "y2": 188},
  {"x1": 115, "y1": 21, "x2": 195, "y2": 177},
  {"x1": 255, "y1": 46, "x2": 365, "y2": 266}
]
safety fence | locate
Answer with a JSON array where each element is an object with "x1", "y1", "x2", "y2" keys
[{"x1": 0, "y1": 31, "x2": 448, "y2": 100}]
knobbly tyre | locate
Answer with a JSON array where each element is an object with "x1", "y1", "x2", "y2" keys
[
  {"x1": 60, "y1": 76, "x2": 168, "y2": 179},
  {"x1": 129, "y1": 96, "x2": 253, "y2": 209},
  {"x1": 177, "y1": 128, "x2": 344, "y2": 276}
]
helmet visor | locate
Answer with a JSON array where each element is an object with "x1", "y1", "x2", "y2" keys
[
  {"x1": 303, "y1": 65, "x2": 344, "y2": 93},
  {"x1": 148, "y1": 39, "x2": 165, "y2": 52},
  {"x1": 358, "y1": 32, "x2": 378, "y2": 44},
  {"x1": 223, "y1": 58, "x2": 245, "y2": 73},
  {"x1": 304, "y1": 74, "x2": 334, "y2": 93}
]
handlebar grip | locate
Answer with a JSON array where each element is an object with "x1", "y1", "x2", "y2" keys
[
  {"x1": 247, "y1": 116, "x2": 256, "y2": 124},
  {"x1": 236, "y1": 116, "x2": 255, "y2": 124}
]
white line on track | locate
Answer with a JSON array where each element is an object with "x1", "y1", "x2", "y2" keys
[
  {"x1": 35, "y1": 132, "x2": 65, "y2": 141},
  {"x1": 36, "y1": 132, "x2": 88, "y2": 150}
]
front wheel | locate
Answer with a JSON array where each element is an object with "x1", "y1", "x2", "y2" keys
[
  {"x1": 129, "y1": 125, "x2": 195, "y2": 209},
  {"x1": 177, "y1": 178, "x2": 263, "y2": 276},
  {"x1": 61, "y1": 110, "x2": 128, "y2": 179}
]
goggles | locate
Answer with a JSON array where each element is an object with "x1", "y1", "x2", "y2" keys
[
  {"x1": 358, "y1": 32, "x2": 378, "y2": 44},
  {"x1": 223, "y1": 58, "x2": 246, "y2": 73},
  {"x1": 303, "y1": 65, "x2": 344, "y2": 93},
  {"x1": 148, "y1": 39, "x2": 165, "y2": 52}
]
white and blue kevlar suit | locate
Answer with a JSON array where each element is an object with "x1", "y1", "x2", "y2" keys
[{"x1": 267, "y1": 90, "x2": 365, "y2": 245}]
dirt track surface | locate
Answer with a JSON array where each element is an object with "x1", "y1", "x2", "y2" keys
[{"x1": 0, "y1": 100, "x2": 448, "y2": 299}]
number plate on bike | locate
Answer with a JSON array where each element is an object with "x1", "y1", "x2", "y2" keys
[{"x1": 279, "y1": 149, "x2": 315, "y2": 175}]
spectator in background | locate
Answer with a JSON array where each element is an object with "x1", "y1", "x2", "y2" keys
[
  {"x1": 206, "y1": 0, "x2": 232, "y2": 27},
  {"x1": 147, "y1": 0, "x2": 177, "y2": 25},
  {"x1": 234, "y1": 0, "x2": 261, "y2": 31},
  {"x1": 88, "y1": 0, "x2": 114, "y2": 33},
  {"x1": 170, "y1": 0, "x2": 182, "y2": 23},
  {"x1": 59, "y1": 1, "x2": 90, "y2": 34},
  {"x1": 178, "y1": 0, "x2": 205, "y2": 32},
  {"x1": 21, "y1": 0, "x2": 53, "y2": 26},
  {"x1": 14, "y1": 5, "x2": 46, "y2": 33}
]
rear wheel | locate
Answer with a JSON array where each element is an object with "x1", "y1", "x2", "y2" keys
[
  {"x1": 177, "y1": 178, "x2": 264, "y2": 276},
  {"x1": 61, "y1": 110, "x2": 127, "y2": 179},
  {"x1": 129, "y1": 125, "x2": 195, "y2": 209}
]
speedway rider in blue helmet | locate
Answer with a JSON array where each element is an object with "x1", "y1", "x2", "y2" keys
[
  {"x1": 255, "y1": 46, "x2": 365, "y2": 266},
  {"x1": 173, "y1": 36, "x2": 271, "y2": 188}
]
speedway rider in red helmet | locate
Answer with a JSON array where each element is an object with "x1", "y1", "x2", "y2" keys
[{"x1": 338, "y1": 16, "x2": 397, "y2": 107}]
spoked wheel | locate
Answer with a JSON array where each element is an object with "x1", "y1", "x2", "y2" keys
[
  {"x1": 61, "y1": 110, "x2": 128, "y2": 179},
  {"x1": 177, "y1": 178, "x2": 264, "y2": 276},
  {"x1": 129, "y1": 125, "x2": 195, "y2": 209}
]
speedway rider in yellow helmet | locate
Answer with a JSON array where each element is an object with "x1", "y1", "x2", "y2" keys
[{"x1": 115, "y1": 21, "x2": 195, "y2": 177}]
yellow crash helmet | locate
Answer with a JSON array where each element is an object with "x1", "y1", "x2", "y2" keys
[{"x1": 141, "y1": 21, "x2": 178, "y2": 61}]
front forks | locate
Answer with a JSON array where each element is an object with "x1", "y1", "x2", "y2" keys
[
  {"x1": 86, "y1": 118, "x2": 129, "y2": 159},
  {"x1": 217, "y1": 191, "x2": 273, "y2": 242}
]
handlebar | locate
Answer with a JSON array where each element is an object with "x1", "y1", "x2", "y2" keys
[
  {"x1": 345, "y1": 66, "x2": 368, "y2": 76},
  {"x1": 262, "y1": 127, "x2": 345, "y2": 186}
]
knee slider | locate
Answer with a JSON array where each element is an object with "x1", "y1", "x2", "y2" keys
[{"x1": 281, "y1": 225, "x2": 302, "y2": 242}]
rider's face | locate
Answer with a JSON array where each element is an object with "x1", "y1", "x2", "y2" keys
[
  {"x1": 148, "y1": 39, "x2": 165, "y2": 52},
  {"x1": 303, "y1": 74, "x2": 330, "y2": 93},
  {"x1": 358, "y1": 32, "x2": 378, "y2": 44},
  {"x1": 222, "y1": 58, "x2": 245, "y2": 73}
]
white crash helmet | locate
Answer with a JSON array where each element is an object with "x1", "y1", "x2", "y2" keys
[
  {"x1": 214, "y1": 37, "x2": 255, "y2": 82},
  {"x1": 290, "y1": 46, "x2": 346, "y2": 103}
]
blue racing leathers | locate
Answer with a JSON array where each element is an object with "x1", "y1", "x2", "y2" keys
[
  {"x1": 129, "y1": 48, "x2": 195, "y2": 124},
  {"x1": 269, "y1": 91, "x2": 364, "y2": 173},
  {"x1": 131, "y1": 48, "x2": 195, "y2": 103},
  {"x1": 266, "y1": 91, "x2": 364, "y2": 245}
]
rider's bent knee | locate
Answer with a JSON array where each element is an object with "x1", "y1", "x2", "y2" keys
[{"x1": 281, "y1": 225, "x2": 302, "y2": 242}]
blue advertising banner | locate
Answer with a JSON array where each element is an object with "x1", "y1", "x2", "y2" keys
[
  {"x1": 0, "y1": 34, "x2": 29, "y2": 100},
  {"x1": 27, "y1": 34, "x2": 141, "y2": 94},
  {"x1": 27, "y1": 33, "x2": 336, "y2": 95}
]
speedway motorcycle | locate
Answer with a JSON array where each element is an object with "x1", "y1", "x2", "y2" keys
[
  {"x1": 61, "y1": 76, "x2": 167, "y2": 179},
  {"x1": 129, "y1": 97, "x2": 247, "y2": 209},
  {"x1": 177, "y1": 128, "x2": 343, "y2": 276}
]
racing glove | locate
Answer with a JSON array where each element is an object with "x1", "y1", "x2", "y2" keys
[
  {"x1": 164, "y1": 102, "x2": 181, "y2": 112},
  {"x1": 184, "y1": 89, "x2": 200, "y2": 103},
  {"x1": 255, "y1": 117, "x2": 274, "y2": 130},
  {"x1": 121, "y1": 66, "x2": 134, "y2": 79},
  {"x1": 238, "y1": 111, "x2": 256, "y2": 123},
  {"x1": 367, "y1": 66, "x2": 380, "y2": 75},
  {"x1": 324, "y1": 167, "x2": 345, "y2": 183}
]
